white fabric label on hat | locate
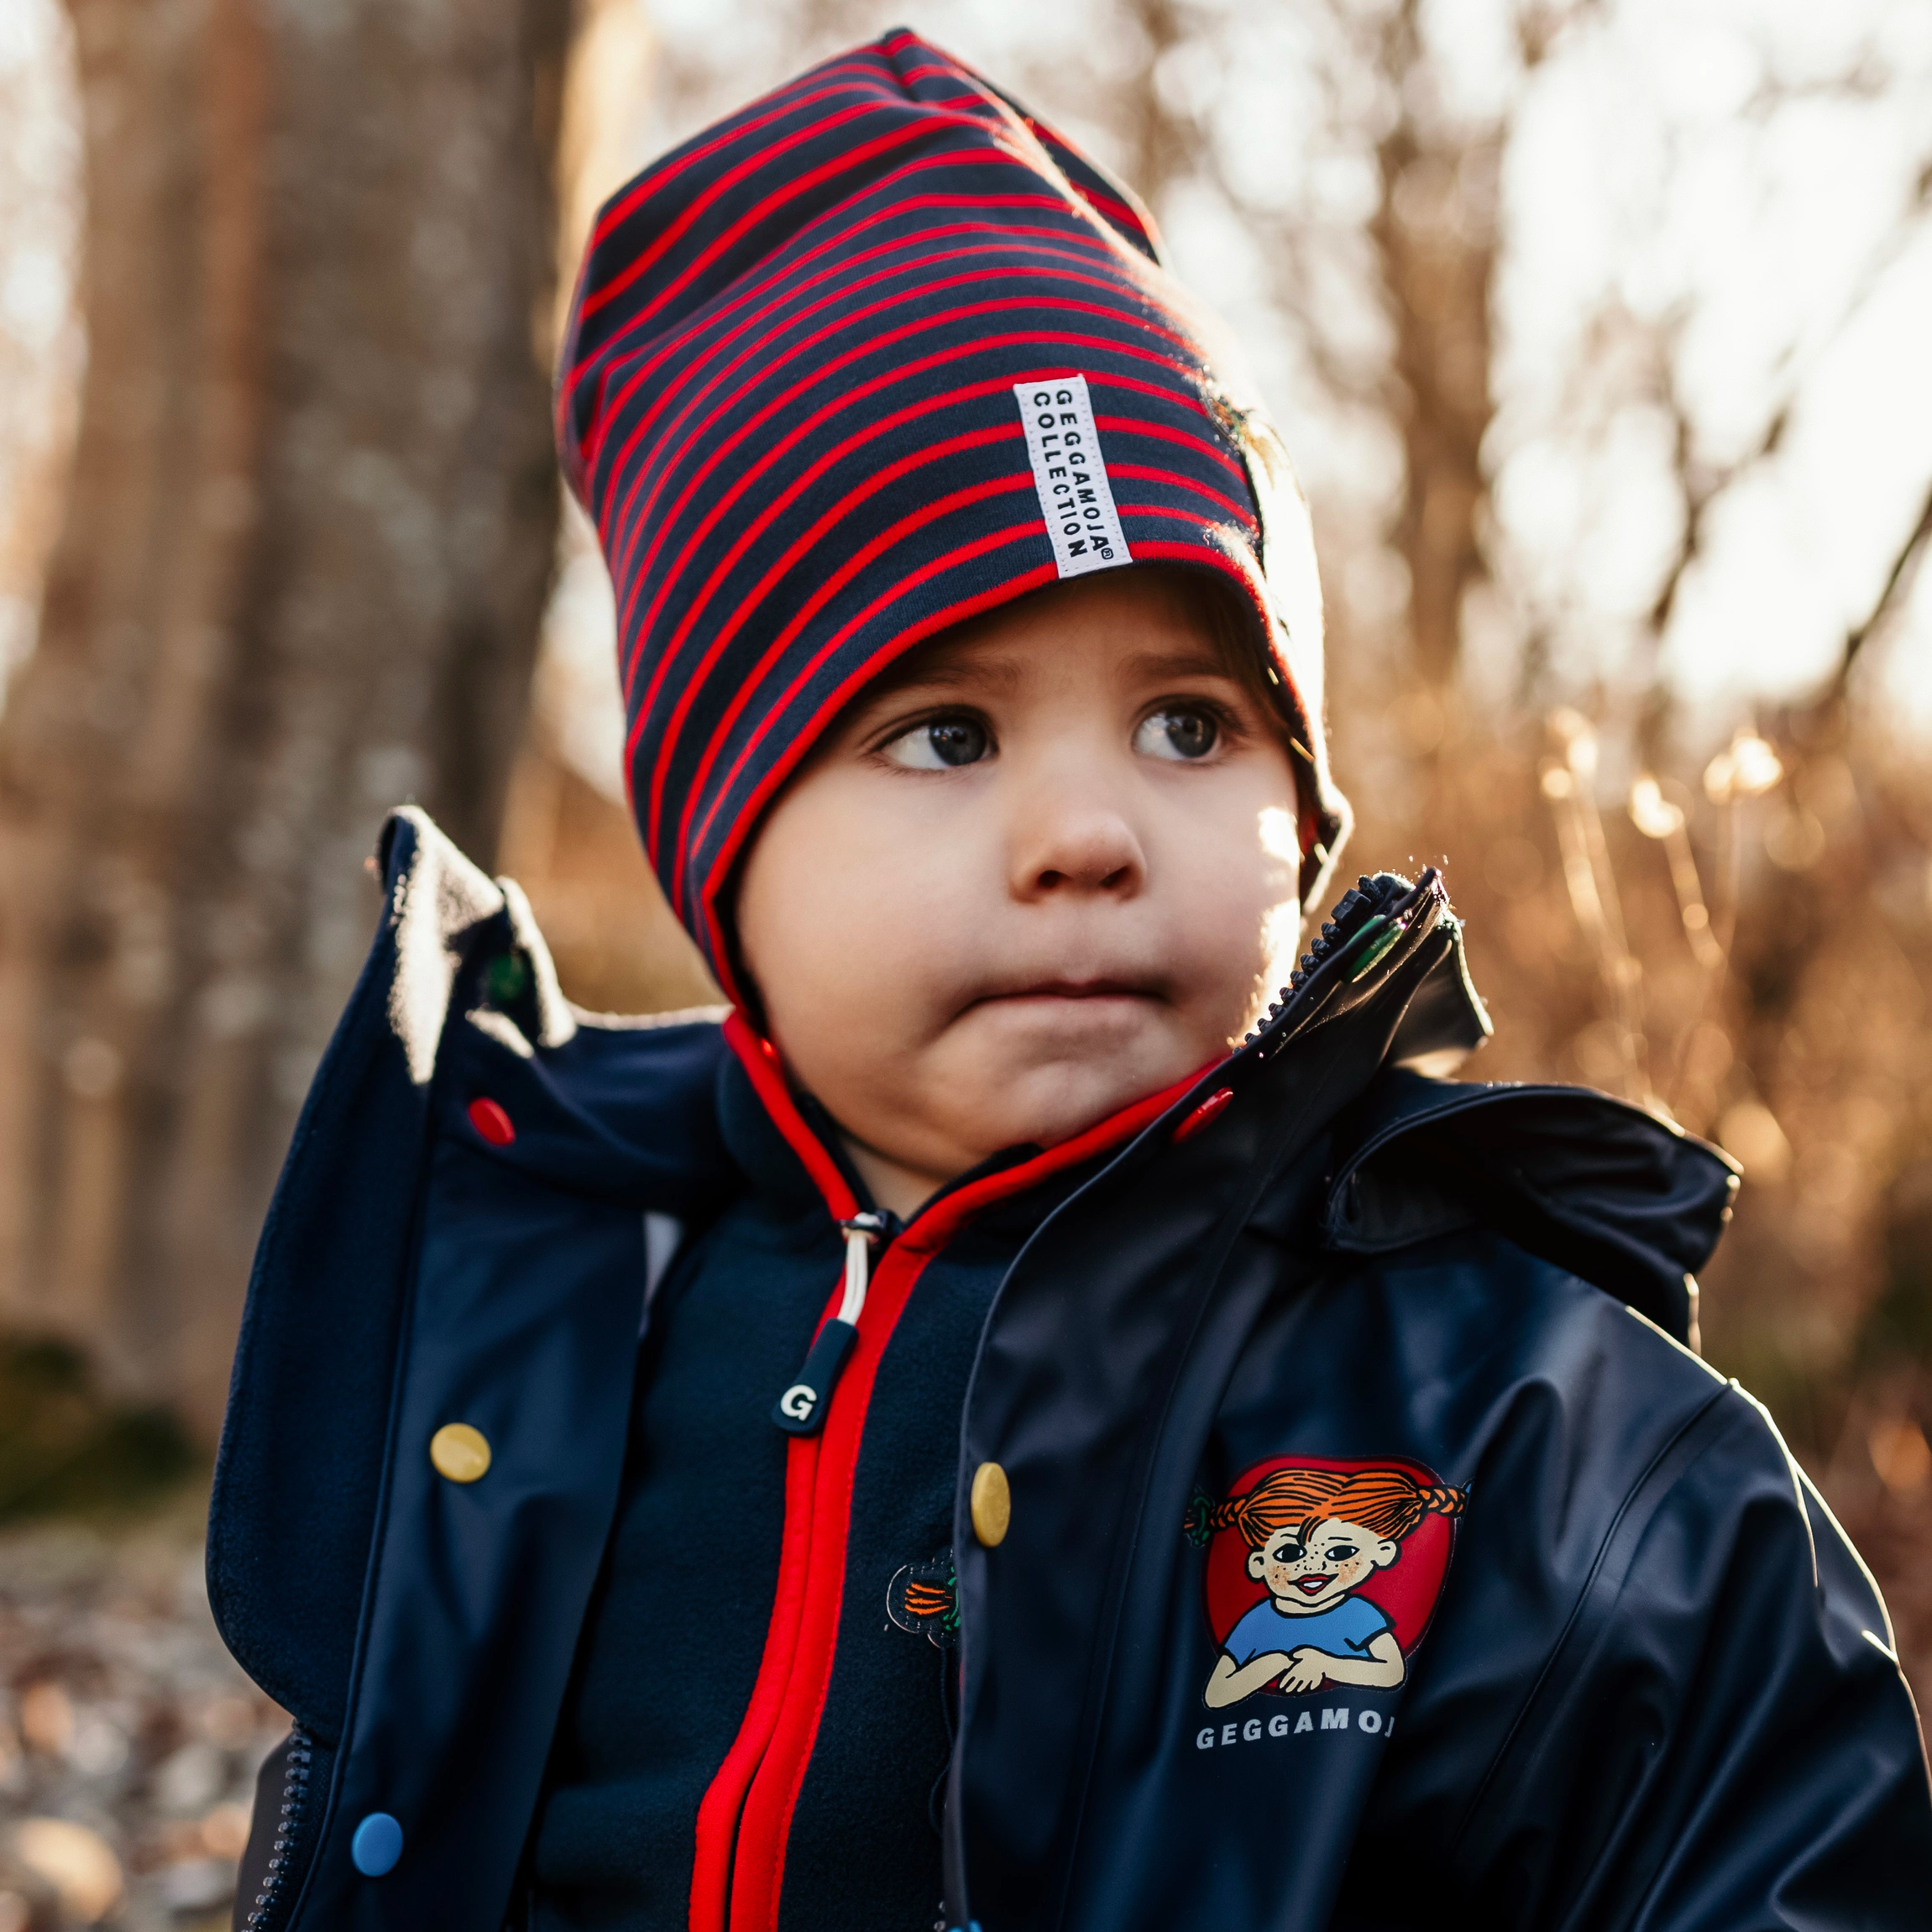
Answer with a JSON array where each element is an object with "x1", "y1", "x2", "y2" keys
[{"x1": 1013, "y1": 375, "x2": 1133, "y2": 579}]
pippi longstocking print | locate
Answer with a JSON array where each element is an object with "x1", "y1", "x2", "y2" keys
[{"x1": 1185, "y1": 1458, "x2": 1467, "y2": 1709}]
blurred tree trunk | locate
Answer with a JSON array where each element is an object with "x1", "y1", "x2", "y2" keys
[
  {"x1": 0, "y1": 0, "x2": 572, "y2": 1434},
  {"x1": 1366, "y1": 0, "x2": 1500, "y2": 692}
]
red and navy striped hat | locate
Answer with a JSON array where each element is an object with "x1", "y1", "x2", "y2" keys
[{"x1": 558, "y1": 28, "x2": 1348, "y2": 999}]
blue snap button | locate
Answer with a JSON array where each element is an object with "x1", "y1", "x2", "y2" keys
[{"x1": 350, "y1": 1811, "x2": 403, "y2": 1877}]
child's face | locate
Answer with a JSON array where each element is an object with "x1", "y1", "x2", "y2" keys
[
  {"x1": 1247, "y1": 1516, "x2": 1400, "y2": 1613},
  {"x1": 736, "y1": 568, "x2": 1302, "y2": 1215}
]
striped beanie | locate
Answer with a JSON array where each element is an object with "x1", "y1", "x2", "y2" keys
[{"x1": 558, "y1": 28, "x2": 1348, "y2": 1001}]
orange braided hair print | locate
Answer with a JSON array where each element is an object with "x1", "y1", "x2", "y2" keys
[{"x1": 1202, "y1": 1465, "x2": 1466, "y2": 1550}]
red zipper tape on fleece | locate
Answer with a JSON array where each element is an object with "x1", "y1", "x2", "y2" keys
[
  {"x1": 694, "y1": 1017, "x2": 1204, "y2": 1932},
  {"x1": 689, "y1": 1015, "x2": 854, "y2": 1932}
]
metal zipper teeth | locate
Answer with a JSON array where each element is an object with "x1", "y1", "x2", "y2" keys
[
  {"x1": 1243, "y1": 872, "x2": 1431, "y2": 1052},
  {"x1": 245, "y1": 1725, "x2": 314, "y2": 1932}
]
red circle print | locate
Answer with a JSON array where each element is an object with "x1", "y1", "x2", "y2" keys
[
  {"x1": 1201, "y1": 1453, "x2": 1459, "y2": 1663},
  {"x1": 466, "y1": 1097, "x2": 516, "y2": 1147}
]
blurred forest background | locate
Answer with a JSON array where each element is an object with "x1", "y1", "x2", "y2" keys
[{"x1": 1, "y1": 0, "x2": 1930, "y2": 1920}]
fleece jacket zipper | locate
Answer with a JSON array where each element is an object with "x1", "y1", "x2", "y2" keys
[{"x1": 693, "y1": 1013, "x2": 1196, "y2": 1932}]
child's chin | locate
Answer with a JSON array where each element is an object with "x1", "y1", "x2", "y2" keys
[
  {"x1": 959, "y1": 990, "x2": 1173, "y2": 1056},
  {"x1": 941, "y1": 1028, "x2": 1194, "y2": 1151}
]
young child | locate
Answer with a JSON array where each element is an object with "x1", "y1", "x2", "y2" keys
[{"x1": 208, "y1": 30, "x2": 1932, "y2": 1932}]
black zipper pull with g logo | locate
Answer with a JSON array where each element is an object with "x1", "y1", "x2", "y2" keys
[{"x1": 772, "y1": 1213, "x2": 886, "y2": 1435}]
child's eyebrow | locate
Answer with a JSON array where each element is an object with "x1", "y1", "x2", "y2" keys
[
  {"x1": 851, "y1": 641, "x2": 1242, "y2": 722},
  {"x1": 1123, "y1": 647, "x2": 1243, "y2": 683},
  {"x1": 908, "y1": 657, "x2": 1022, "y2": 694},
  {"x1": 861, "y1": 652, "x2": 1027, "y2": 703},
  {"x1": 890, "y1": 646, "x2": 1235, "y2": 694}
]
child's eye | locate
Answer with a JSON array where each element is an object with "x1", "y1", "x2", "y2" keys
[
  {"x1": 1327, "y1": 1545, "x2": 1357, "y2": 1562},
  {"x1": 1134, "y1": 705, "x2": 1221, "y2": 762},
  {"x1": 880, "y1": 716, "x2": 992, "y2": 770}
]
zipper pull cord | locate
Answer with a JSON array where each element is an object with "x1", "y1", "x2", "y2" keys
[
  {"x1": 835, "y1": 1213, "x2": 881, "y2": 1324},
  {"x1": 772, "y1": 1212, "x2": 887, "y2": 1436}
]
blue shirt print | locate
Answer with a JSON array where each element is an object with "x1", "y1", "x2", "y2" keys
[{"x1": 1223, "y1": 1593, "x2": 1391, "y2": 1667}]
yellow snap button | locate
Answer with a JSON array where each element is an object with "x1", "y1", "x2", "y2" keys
[
  {"x1": 429, "y1": 1422, "x2": 491, "y2": 1484},
  {"x1": 971, "y1": 1461, "x2": 1010, "y2": 1547}
]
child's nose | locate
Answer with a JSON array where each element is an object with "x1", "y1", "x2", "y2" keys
[{"x1": 1008, "y1": 793, "x2": 1145, "y2": 900}]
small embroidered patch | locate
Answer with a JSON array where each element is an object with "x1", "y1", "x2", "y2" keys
[
  {"x1": 887, "y1": 1547, "x2": 960, "y2": 1648},
  {"x1": 1181, "y1": 1489, "x2": 1218, "y2": 1547},
  {"x1": 1012, "y1": 374, "x2": 1132, "y2": 579}
]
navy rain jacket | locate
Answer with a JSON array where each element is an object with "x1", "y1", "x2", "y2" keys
[{"x1": 210, "y1": 810, "x2": 1932, "y2": 1932}]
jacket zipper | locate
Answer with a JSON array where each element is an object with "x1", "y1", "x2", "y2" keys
[
  {"x1": 243, "y1": 1724, "x2": 314, "y2": 1932},
  {"x1": 696, "y1": 1014, "x2": 1196, "y2": 1932}
]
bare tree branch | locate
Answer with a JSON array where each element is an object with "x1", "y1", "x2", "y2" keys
[
  {"x1": 1647, "y1": 364, "x2": 1788, "y2": 638},
  {"x1": 1833, "y1": 477, "x2": 1932, "y2": 695}
]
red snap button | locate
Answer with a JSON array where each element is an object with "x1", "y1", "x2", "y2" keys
[
  {"x1": 467, "y1": 1097, "x2": 516, "y2": 1147},
  {"x1": 1173, "y1": 1086, "x2": 1234, "y2": 1144}
]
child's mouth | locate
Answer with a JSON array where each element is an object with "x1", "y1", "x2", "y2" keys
[
  {"x1": 978, "y1": 978, "x2": 1153, "y2": 1004},
  {"x1": 1293, "y1": 1574, "x2": 1333, "y2": 1596}
]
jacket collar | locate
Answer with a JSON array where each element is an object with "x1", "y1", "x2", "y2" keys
[
  {"x1": 401, "y1": 794, "x2": 1736, "y2": 1346},
  {"x1": 715, "y1": 1007, "x2": 1207, "y2": 1251}
]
